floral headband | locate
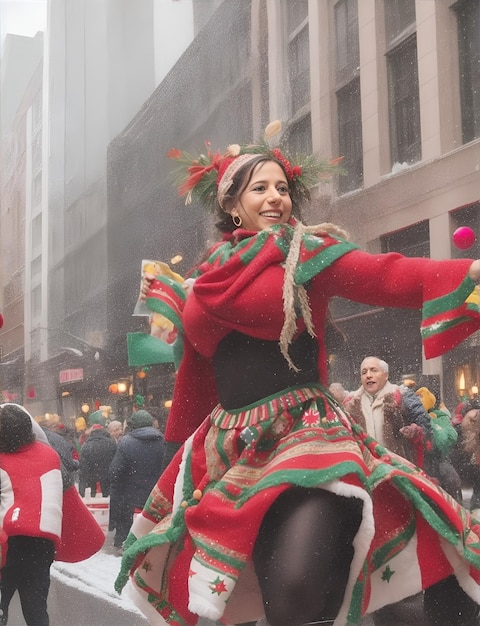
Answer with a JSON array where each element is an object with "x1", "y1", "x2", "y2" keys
[{"x1": 167, "y1": 120, "x2": 343, "y2": 210}]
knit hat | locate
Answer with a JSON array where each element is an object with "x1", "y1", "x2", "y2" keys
[
  {"x1": 88, "y1": 410, "x2": 107, "y2": 427},
  {"x1": 129, "y1": 409, "x2": 153, "y2": 429},
  {"x1": 0, "y1": 404, "x2": 35, "y2": 452},
  {"x1": 416, "y1": 387, "x2": 436, "y2": 412}
]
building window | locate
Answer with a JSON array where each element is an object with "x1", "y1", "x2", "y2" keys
[
  {"x1": 31, "y1": 284, "x2": 42, "y2": 321},
  {"x1": 453, "y1": 0, "x2": 480, "y2": 143},
  {"x1": 287, "y1": 113, "x2": 312, "y2": 154},
  {"x1": 384, "y1": 0, "x2": 416, "y2": 46},
  {"x1": 287, "y1": 1, "x2": 310, "y2": 114},
  {"x1": 286, "y1": 0, "x2": 308, "y2": 33},
  {"x1": 385, "y1": 0, "x2": 420, "y2": 166},
  {"x1": 335, "y1": 0, "x2": 360, "y2": 85},
  {"x1": 337, "y1": 79, "x2": 363, "y2": 193},
  {"x1": 32, "y1": 90, "x2": 42, "y2": 131},
  {"x1": 32, "y1": 129, "x2": 42, "y2": 174},
  {"x1": 381, "y1": 220, "x2": 430, "y2": 257},
  {"x1": 31, "y1": 214, "x2": 42, "y2": 255},
  {"x1": 32, "y1": 172, "x2": 42, "y2": 208},
  {"x1": 335, "y1": 0, "x2": 363, "y2": 193}
]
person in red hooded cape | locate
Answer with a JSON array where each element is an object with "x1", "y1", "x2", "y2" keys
[
  {"x1": 0, "y1": 404, "x2": 105, "y2": 625},
  {"x1": 117, "y1": 124, "x2": 480, "y2": 626}
]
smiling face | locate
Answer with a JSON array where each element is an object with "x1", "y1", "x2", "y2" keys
[
  {"x1": 360, "y1": 357, "x2": 389, "y2": 396},
  {"x1": 228, "y1": 160, "x2": 292, "y2": 232}
]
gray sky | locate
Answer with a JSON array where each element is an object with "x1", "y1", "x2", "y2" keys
[{"x1": 0, "y1": 0, "x2": 46, "y2": 52}]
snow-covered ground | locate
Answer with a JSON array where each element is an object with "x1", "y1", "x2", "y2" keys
[{"x1": 51, "y1": 533, "x2": 143, "y2": 618}]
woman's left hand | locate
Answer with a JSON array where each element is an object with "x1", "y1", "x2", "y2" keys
[{"x1": 468, "y1": 260, "x2": 480, "y2": 282}]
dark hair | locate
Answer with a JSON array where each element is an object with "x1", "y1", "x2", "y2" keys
[
  {"x1": 214, "y1": 155, "x2": 309, "y2": 234},
  {"x1": 0, "y1": 405, "x2": 36, "y2": 452}
]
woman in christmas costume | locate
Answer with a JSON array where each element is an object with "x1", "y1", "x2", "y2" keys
[{"x1": 116, "y1": 125, "x2": 480, "y2": 626}]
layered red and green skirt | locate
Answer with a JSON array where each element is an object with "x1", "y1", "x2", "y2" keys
[{"x1": 115, "y1": 384, "x2": 480, "y2": 626}]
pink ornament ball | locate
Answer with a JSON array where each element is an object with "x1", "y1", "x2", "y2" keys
[{"x1": 452, "y1": 226, "x2": 476, "y2": 250}]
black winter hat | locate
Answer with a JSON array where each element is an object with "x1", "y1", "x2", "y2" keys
[{"x1": 0, "y1": 404, "x2": 35, "y2": 452}]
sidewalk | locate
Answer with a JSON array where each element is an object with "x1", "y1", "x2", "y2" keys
[{"x1": 50, "y1": 531, "x2": 148, "y2": 625}]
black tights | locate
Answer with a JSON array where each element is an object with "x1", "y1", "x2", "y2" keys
[
  {"x1": 252, "y1": 488, "x2": 480, "y2": 626},
  {"x1": 424, "y1": 575, "x2": 480, "y2": 625},
  {"x1": 253, "y1": 487, "x2": 363, "y2": 626}
]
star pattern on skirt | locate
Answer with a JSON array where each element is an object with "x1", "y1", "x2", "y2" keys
[
  {"x1": 209, "y1": 576, "x2": 228, "y2": 595},
  {"x1": 381, "y1": 564, "x2": 395, "y2": 582},
  {"x1": 142, "y1": 559, "x2": 153, "y2": 573}
]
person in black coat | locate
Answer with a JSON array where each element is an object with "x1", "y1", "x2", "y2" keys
[
  {"x1": 109, "y1": 410, "x2": 165, "y2": 550},
  {"x1": 78, "y1": 424, "x2": 117, "y2": 497},
  {"x1": 42, "y1": 427, "x2": 80, "y2": 478}
]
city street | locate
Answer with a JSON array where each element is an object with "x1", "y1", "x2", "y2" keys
[{"x1": 6, "y1": 576, "x2": 149, "y2": 626}]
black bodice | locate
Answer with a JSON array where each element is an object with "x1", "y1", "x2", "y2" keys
[{"x1": 213, "y1": 330, "x2": 319, "y2": 410}]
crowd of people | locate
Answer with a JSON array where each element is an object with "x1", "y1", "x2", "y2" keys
[{"x1": 71, "y1": 406, "x2": 166, "y2": 554}]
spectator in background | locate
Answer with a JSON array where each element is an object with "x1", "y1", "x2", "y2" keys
[
  {"x1": 415, "y1": 386, "x2": 462, "y2": 502},
  {"x1": 107, "y1": 420, "x2": 124, "y2": 443},
  {"x1": 109, "y1": 410, "x2": 165, "y2": 552},
  {"x1": 344, "y1": 356, "x2": 432, "y2": 468},
  {"x1": 145, "y1": 406, "x2": 167, "y2": 433},
  {"x1": 78, "y1": 420, "x2": 117, "y2": 497},
  {"x1": 0, "y1": 404, "x2": 63, "y2": 626},
  {"x1": 38, "y1": 418, "x2": 80, "y2": 480}
]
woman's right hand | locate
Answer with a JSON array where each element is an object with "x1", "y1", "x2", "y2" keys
[{"x1": 140, "y1": 272, "x2": 156, "y2": 301}]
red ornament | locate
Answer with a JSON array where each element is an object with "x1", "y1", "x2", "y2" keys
[
  {"x1": 0, "y1": 313, "x2": 3, "y2": 328},
  {"x1": 452, "y1": 226, "x2": 476, "y2": 250}
]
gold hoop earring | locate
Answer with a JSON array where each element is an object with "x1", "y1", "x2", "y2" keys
[{"x1": 232, "y1": 215, "x2": 242, "y2": 227}]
